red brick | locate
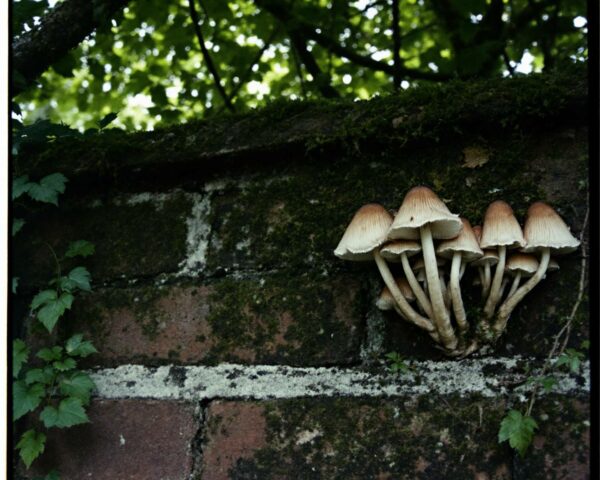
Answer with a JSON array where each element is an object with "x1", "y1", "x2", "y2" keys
[
  {"x1": 26, "y1": 400, "x2": 199, "y2": 480},
  {"x1": 65, "y1": 273, "x2": 364, "y2": 366}
]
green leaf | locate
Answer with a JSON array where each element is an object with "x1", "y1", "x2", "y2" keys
[
  {"x1": 541, "y1": 377, "x2": 557, "y2": 393},
  {"x1": 37, "y1": 292, "x2": 74, "y2": 332},
  {"x1": 59, "y1": 371, "x2": 96, "y2": 404},
  {"x1": 27, "y1": 173, "x2": 68, "y2": 206},
  {"x1": 13, "y1": 380, "x2": 45, "y2": 420},
  {"x1": 65, "y1": 240, "x2": 95, "y2": 258},
  {"x1": 37, "y1": 346, "x2": 63, "y2": 362},
  {"x1": 66, "y1": 334, "x2": 98, "y2": 358},
  {"x1": 556, "y1": 349, "x2": 585, "y2": 374},
  {"x1": 498, "y1": 410, "x2": 538, "y2": 457},
  {"x1": 40, "y1": 397, "x2": 89, "y2": 428},
  {"x1": 66, "y1": 267, "x2": 92, "y2": 292},
  {"x1": 13, "y1": 218, "x2": 25, "y2": 236},
  {"x1": 13, "y1": 339, "x2": 29, "y2": 378},
  {"x1": 13, "y1": 277, "x2": 19, "y2": 294},
  {"x1": 16, "y1": 429, "x2": 46, "y2": 469},
  {"x1": 31, "y1": 289, "x2": 58, "y2": 310},
  {"x1": 98, "y1": 112, "x2": 118, "y2": 129},
  {"x1": 25, "y1": 367, "x2": 54, "y2": 385},
  {"x1": 13, "y1": 175, "x2": 33, "y2": 200},
  {"x1": 53, "y1": 358, "x2": 77, "y2": 372}
]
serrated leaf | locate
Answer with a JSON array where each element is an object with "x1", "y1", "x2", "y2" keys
[
  {"x1": 31, "y1": 289, "x2": 58, "y2": 310},
  {"x1": 65, "y1": 240, "x2": 95, "y2": 258},
  {"x1": 27, "y1": 173, "x2": 68, "y2": 206},
  {"x1": 66, "y1": 266, "x2": 92, "y2": 292},
  {"x1": 59, "y1": 371, "x2": 95, "y2": 404},
  {"x1": 37, "y1": 292, "x2": 73, "y2": 332},
  {"x1": 13, "y1": 218, "x2": 25, "y2": 236},
  {"x1": 41, "y1": 397, "x2": 89, "y2": 428},
  {"x1": 13, "y1": 339, "x2": 29, "y2": 378},
  {"x1": 65, "y1": 334, "x2": 98, "y2": 358},
  {"x1": 53, "y1": 358, "x2": 77, "y2": 371},
  {"x1": 16, "y1": 429, "x2": 46, "y2": 469},
  {"x1": 37, "y1": 346, "x2": 63, "y2": 362},
  {"x1": 98, "y1": 112, "x2": 118, "y2": 129},
  {"x1": 541, "y1": 377, "x2": 557, "y2": 393},
  {"x1": 498, "y1": 410, "x2": 538, "y2": 457},
  {"x1": 13, "y1": 380, "x2": 45, "y2": 420},
  {"x1": 25, "y1": 367, "x2": 54, "y2": 385},
  {"x1": 12, "y1": 175, "x2": 33, "y2": 200}
]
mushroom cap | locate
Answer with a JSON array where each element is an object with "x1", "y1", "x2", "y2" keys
[
  {"x1": 387, "y1": 186, "x2": 462, "y2": 240},
  {"x1": 547, "y1": 259, "x2": 560, "y2": 272},
  {"x1": 521, "y1": 202, "x2": 580, "y2": 254},
  {"x1": 471, "y1": 249, "x2": 499, "y2": 267},
  {"x1": 334, "y1": 203, "x2": 393, "y2": 261},
  {"x1": 380, "y1": 240, "x2": 421, "y2": 262},
  {"x1": 505, "y1": 253, "x2": 539, "y2": 277},
  {"x1": 376, "y1": 277, "x2": 415, "y2": 310},
  {"x1": 480, "y1": 200, "x2": 525, "y2": 249},
  {"x1": 436, "y1": 218, "x2": 484, "y2": 262}
]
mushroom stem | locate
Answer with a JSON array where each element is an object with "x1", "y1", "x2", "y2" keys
[
  {"x1": 373, "y1": 250, "x2": 436, "y2": 333},
  {"x1": 420, "y1": 225, "x2": 458, "y2": 350},
  {"x1": 506, "y1": 272, "x2": 522, "y2": 300},
  {"x1": 478, "y1": 267, "x2": 485, "y2": 296},
  {"x1": 400, "y1": 253, "x2": 433, "y2": 318},
  {"x1": 439, "y1": 274, "x2": 451, "y2": 310},
  {"x1": 493, "y1": 249, "x2": 550, "y2": 335},
  {"x1": 484, "y1": 245, "x2": 506, "y2": 318},
  {"x1": 483, "y1": 263, "x2": 492, "y2": 297},
  {"x1": 459, "y1": 262, "x2": 466, "y2": 280},
  {"x1": 449, "y1": 253, "x2": 469, "y2": 333}
]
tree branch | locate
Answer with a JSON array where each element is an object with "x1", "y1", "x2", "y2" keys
[
  {"x1": 187, "y1": 0, "x2": 235, "y2": 112},
  {"x1": 256, "y1": 0, "x2": 449, "y2": 81},
  {"x1": 289, "y1": 33, "x2": 340, "y2": 98},
  {"x1": 12, "y1": 0, "x2": 129, "y2": 97},
  {"x1": 392, "y1": 0, "x2": 402, "y2": 89}
]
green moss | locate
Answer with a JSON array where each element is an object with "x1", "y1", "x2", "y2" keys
[
  {"x1": 22, "y1": 65, "x2": 585, "y2": 179},
  {"x1": 228, "y1": 395, "x2": 512, "y2": 479}
]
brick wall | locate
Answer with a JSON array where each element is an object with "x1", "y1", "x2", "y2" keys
[{"x1": 13, "y1": 69, "x2": 589, "y2": 479}]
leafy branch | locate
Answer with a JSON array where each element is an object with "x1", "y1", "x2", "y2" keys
[{"x1": 498, "y1": 202, "x2": 589, "y2": 457}]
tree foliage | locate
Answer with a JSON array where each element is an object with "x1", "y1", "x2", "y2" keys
[{"x1": 13, "y1": 0, "x2": 587, "y2": 130}]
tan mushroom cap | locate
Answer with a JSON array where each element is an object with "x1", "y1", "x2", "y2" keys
[
  {"x1": 480, "y1": 200, "x2": 525, "y2": 249},
  {"x1": 505, "y1": 253, "x2": 539, "y2": 277},
  {"x1": 437, "y1": 218, "x2": 483, "y2": 262},
  {"x1": 547, "y1": 259, "x2": 560, "y2": 272},
  {"x1": 380, "y1": 240, "x2": 421, "y2": 262},
  {"x1": 521, "y1": 202, "x2": 580, "y2": 254},
  {"x1": 471, "y1": 250, "x2": 499, "y2": 267},
  {"x1": 376, "y1": 278, "x2": 415, "y2": 310},
  {"x1": 334, "y1": 203, "x2": 393, "y2": 261},
  {"x1": 387, "y1": 186, "x2": 462, "y2": 240}
]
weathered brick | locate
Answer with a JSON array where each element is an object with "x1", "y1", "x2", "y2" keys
[
  {"x1": 202, "y1": 396, "x2": 589, "y2": 479},
  {"x1": 25, "y1": 399, "x2": 199, "y2": 480},
  {"x1": 60, "y1": 272, "x2": 366, "y2": 366},
  {"x1": 202, "y1": 396, "x2": 513, "y2": 479},
  {"x1": 13, "y1": 191, "x2": 193, "y2": 286}
]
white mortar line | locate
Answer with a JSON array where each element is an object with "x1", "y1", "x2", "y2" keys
[{"x1": 89, "y1": 358, "x2": 590, "y2": 401}]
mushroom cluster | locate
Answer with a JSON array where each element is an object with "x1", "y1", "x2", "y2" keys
[{"x1": 334, "y1": 186, "x2": 580, "y2": 357}]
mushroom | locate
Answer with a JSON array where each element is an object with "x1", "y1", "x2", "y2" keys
[
  {"x1": 480, "y1": 201, "x2": 525, "y2": 319},
  {"x1": 437, "y1": 218, "x2": 483, "y2": 333},
  {"x1": 387, "y1": 186, "x2": 462, "y2": 350},
  {"x1": 504, "y1": 253, "x2": 539, "y2": 300},
  {"x1": 334, "y1": 203, "x2": 435, "y2": 334},
  {"x1": 381, "y1": 241, "x2": 433, "y2": 318},
  {"x1": 493, "y1": 202, "x2": 580, "y2": 335},
  {"x1": 376, "y1": 278, "x2": 416, "y2": 319}
]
